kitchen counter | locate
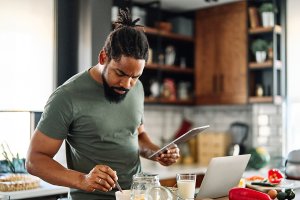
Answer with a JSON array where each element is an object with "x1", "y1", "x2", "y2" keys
[
  {"x1": 144, "y1": 163, "x2": 300, "y2": 183},
  {"x1": 143, "y1": 163, "x2": 207, "y2": 180},
  {"x1": 1, "y1": 166, "x2": 299, "y2": 199},
  {"x1": 143, "y1": 164, "x2": 300, "y2": 199},
  {"x1": 0, "y1": 180, "x2": 69, "y2": 199}
]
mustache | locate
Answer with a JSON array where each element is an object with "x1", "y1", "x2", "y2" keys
[{"x1": 111, "y1": 87, "x2": 129, "y2": 92}]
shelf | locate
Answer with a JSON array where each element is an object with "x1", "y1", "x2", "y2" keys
[
  {"x1": 249, "y1": 60, "x2": 282, "y2": 70},
  {"x1": 144, "y1": 97, "x2": 195, "y2": 105},
  {"x1": 247, "y1": 0, "x2": 285, "y2": 104},
  {"x1": 133, "y1": 5, "x2": 195, "y2": 107},
  {"x1": 249, "y1": 25, "x2": 282, "y2": 34},
  {"x1": 146, "y1": 63, "x2": 194, "y2": 74},
  {"x1": 249, "y1": 96, "x2": 282, "y2": 104},
  {"x1": 144, "y1": 27, "x2": 194, "y2": 42}
]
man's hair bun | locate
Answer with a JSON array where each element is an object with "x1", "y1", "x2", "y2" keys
[{"x1": 113, "y1": 8, "x2": 143, "y2": 30}]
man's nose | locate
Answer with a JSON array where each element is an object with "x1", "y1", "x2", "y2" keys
[{"x1": 120, "y1": 77, "x2": 132, "y2": 89}]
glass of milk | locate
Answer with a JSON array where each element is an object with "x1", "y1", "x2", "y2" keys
[{"x1": 176, "y1": 174, "x2": 196, "y2": 199}]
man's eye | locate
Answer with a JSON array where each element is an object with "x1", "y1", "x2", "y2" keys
[{"x1": 116, "y1": 71, "x2": 124, "y2": 76}]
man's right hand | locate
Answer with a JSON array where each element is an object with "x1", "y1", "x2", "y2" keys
[
  {"x1": 26, "y1": 131, "x2": 119, "y2": 193},
  {"x1": 81, "y1": 165, "x2": 118, "y2": 192}
]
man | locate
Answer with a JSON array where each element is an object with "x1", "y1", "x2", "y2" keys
[{"x1": 26, "y1": 8, "x2": 180, "y2": 200}]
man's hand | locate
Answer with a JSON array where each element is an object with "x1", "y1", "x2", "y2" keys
[
  {"x1": 81, "y1": 165, "x2": 118, "y2": 192},
  {"x1": 155, "y1": 145, "x2": 180, "y2": 166}
]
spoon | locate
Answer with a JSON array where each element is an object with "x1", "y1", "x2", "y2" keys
[{"x1": 115, "y1": 180, "x2": 123, "y2": 193}]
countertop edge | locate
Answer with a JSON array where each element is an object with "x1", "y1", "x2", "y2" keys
[{"x1": 0, "y1": 180, "x2": 69, "y2": 199}]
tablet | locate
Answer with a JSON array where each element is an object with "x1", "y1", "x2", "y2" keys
[{"x1": 148, "y1": 125, "x2": 210, "y2": 159}]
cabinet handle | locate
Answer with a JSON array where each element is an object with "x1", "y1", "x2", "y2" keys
[
  {"x1": 213, "y1": 74, "x2": 218, "y2": 93},
  {"x1": 219, "y1": 74, "x2": 224, "y2": 93}
]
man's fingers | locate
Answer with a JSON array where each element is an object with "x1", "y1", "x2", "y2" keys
[
  {"x1": 167, "y1": 147, "x2": 180, "y2": 154},
  {"x1": 97, "y1": 165, "x2": 117, "y2": 180},
  {"x1": 155, "y1": 146, "x2": 180, "y2": 166},
  {"x1": 96, "y1": 177, "x2": 113, "y2": 191},
  {"x1": 88, "y1": 165, "x2": 118, "y2": 192}
]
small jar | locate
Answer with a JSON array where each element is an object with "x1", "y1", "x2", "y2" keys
[
  {"x1": 130, "y1": 173, "x2": 160, "y2": 200},
  {"x1": 256, "y1": 84, "x2": 264, "y2": 97}
]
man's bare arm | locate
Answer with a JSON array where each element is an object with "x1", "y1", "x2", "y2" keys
[
  {"x1": 26, "y1": 130, "x2": 117, "y2": 192},
  {"x1": 137, "y1": 125, "x2": 180, "y2": 166}
]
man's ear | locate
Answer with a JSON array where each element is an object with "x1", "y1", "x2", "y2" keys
[{"x1": 98, "y1": 50, "x2": 108, "y2": 65}]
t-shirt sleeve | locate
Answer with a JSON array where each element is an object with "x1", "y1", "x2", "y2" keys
[
  {"x1": 138, "y1": 80, "x2": 144, "y2": 125},
  {"x1": 37, "y1": 88, "x2": 73, "y2": 140}
]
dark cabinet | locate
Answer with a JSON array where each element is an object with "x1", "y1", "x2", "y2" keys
[{"x1": 114, "y1": 0, "x2": 196, "y2": 105}]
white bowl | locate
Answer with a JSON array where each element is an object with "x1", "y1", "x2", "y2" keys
[{"x1": 115, "y1": 190, "x2": 131, "y2": 200}]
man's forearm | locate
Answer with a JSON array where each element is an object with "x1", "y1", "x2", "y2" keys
[
  {"x1": 26, "y1": 152, "x2": 85, "y2": 190},
  {"x1": 138, "y1": 131, "x2": 160, "y2": 160}
]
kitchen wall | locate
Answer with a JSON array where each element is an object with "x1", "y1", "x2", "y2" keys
[
  {"x1": 142, "y1": 103, "x2": 283, "y2": 168},
  {"x1": 286, "y1": 0, "x2": 300, "y2": 154},
  {"x1": 251, "y1": 104, "x2": 283, "y2": 158},
  {"x1": 0, "y1": 0, "x2": 55, "y2": 111}
]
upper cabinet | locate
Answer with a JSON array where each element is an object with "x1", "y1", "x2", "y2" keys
[
  {"x1": 247, "y1": 0, "x2": 286, "y2": 104},
  {"x1": 195, "y1": 1, "x2": 248, "y2": 105},
  {"x1": 112, "y1": 0, "x2": 286, "y2": 106},
  {"x1": 113, "y1": 1, "x2": 196, "y2": 105}
]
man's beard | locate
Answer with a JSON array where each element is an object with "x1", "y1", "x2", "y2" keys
[{"x1": 102, "y1": 74, "x2": 129, "y2": 103}]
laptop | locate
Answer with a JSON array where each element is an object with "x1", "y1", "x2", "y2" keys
[{"x1": 195, "y1": 154, "x2": 251, "y2": 199}]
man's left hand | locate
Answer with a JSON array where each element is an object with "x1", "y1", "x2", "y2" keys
[{"x1": 155, "y1": 145, "x2": 180, "y2": 166}]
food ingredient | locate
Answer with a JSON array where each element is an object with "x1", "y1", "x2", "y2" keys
[
  {"x1": 229, "y1": 187, "x2": 271, "y2": 200},
  {"x1": 177, "y1": 180, "x2": 196, "y2": 199},
  {"x1": 267, "y1": 189, "x2": 278, "y2": 199},
  {"x1": 268, "y1": 168, "x2": 284, "y2": 184},
  {"x1": 251, "y1": 181, "x2": 276, "y2": 187},
  {"x1": 238, "y1": 178, "x2": 246, "y2": 188},
  {"x1": 277, "y1": 188, "x2": 296, "y2": 200},
  {"x1": 277, "y1": 191, "x2": 287, "y2": 200},
  {"x1": 247, "y1": 147, "x2": 270, "y2": 169},
  {"x1": 246, "y1": 175, "x2": 265, "y2": 181}
]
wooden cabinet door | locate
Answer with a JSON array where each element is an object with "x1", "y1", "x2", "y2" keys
[
  {"x1": 195, "y1": 1, "x2": 247, "y2": 105},
  {"x1": 195, "y1": 9, "x2": 220, "y2": 104}
]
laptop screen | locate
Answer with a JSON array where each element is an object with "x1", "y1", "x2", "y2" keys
[{"x1": 196, "y1": 154, "x2": 251, "y2": 199}]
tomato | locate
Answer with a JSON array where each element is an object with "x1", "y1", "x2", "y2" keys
[{"x1": 268, "y1": 168, "x2": 284, "y2": 184}]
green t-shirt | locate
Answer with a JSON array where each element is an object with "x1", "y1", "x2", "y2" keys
[{"x1": 37, "y1": 69, "x2": 144, "y2": 200}]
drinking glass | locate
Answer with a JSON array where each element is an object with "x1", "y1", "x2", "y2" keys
[{"x1": 176, "y1": 174, "x2": 196, "y2": 199}]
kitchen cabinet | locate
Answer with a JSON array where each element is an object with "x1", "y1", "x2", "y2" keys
[
  {"x1": 195, "y1": 1, "x2": 247, "y2": 105},
  {"x1": 247, "y1": 0, "x2": 286, "y2": 104},
  {"x1": 114, "y1": 0, "x2": 195, "y2": 105},
  {"x1": 143, "y1": 26, "x2": 195, "y2": 105}
]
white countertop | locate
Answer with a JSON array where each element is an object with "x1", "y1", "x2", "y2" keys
[
  {"x1": 143, "y1": 163, "x2": 300, "y2": 190},
  {"x1": 0, "y1": 180, "x2": 69, "y2": 200},
  {"x1": 142, "y1": 163, "x2": 261, "y2": 180},
  {"x1": 1, "y1": 166, "x2": 299, "y2": 199},
  {"x1": 142, "y1": 163, "x2": 208, "y2": 180}
]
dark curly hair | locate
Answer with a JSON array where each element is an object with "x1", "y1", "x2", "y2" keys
[{"x1": 103, "y1": 8, "x2": 149, "y2": 62}]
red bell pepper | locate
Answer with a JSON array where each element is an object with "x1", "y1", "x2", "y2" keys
[
  {"x1": 268, "y1": 168, "x2": 284, "y2": 184},
  {"x1": 229, "y1": 187, "x2": 271, "y2": 200}
]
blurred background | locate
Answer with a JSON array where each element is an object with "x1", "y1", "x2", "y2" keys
[{"x1": 0, "y1": 0, "x2": 299, "y2": 171}]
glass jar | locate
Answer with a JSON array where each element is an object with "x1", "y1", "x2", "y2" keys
[
  {"x1": 130, "y1": 173, "x2": 160, "y2": 200},
  {"x1": 145, "y1": 186, "x2": 173, "y2": 200}
]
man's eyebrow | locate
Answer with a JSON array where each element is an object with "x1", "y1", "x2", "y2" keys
[{"x1": 116, "y1": 69, "x2": 141, "y2": 78}]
